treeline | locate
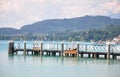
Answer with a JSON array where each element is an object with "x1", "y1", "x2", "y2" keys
[
  {"x1": 49, "y1": 25, "x2": 120, "y2": 41},
  {"x1": 0, "y1": 33, "x2": 46, "y2": 41},
  {"x1": 84, "y1": 25, "x2": 120, "y2": 41},
  {"x1": 0, "y1": 25, "x2": 120, "y2": 41}
]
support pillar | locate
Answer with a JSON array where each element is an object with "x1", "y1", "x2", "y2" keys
[
  {"x1": 40, "y1": 41, "x2": 43, "y2": 55},
  {"x1": 24, "y1": 41, "x2": 26, "y2": 55},
  {"x1": 61, "y1": 42, "x2": 64, "y2": 56},
  {"x1": 94, "y1": 53, "x2": 97, "y2": 58},
  {"x1": 112, "y1": 55, "x2": 116, "y2": 59},
  {"x1": 32, "y1": 51, "x2": 34, "y2": 55},
  {"x1": 88, "y1": 54, "x2": 91, "y2": 58},
  {"x1": 72, "y1": 54, "x2": 75, "y2": 57},
  {"x1": 114, "y1": 55, "x2": 117, "y2": 59},
  {"x1": 81, "y1": 53, "x2": 83, "y2": 57},
  {"x1": 59, "y1": 52, "x2": 61, "y2": 56},
  {"x1": 104, "y1": 54, "x2": 107, "y2": 59},
  {"x1": 97, "y1": 54, "x2": 99, "y2": 58},
  {"x1": 107, "y1": 44, "x2": 110, "y2": 59},
  {"x1": 46, "y1": 52, "x2": 48, "y2": 55},
  {"x1": 52, "y1": 52, "x2": 56, "y2": 56},
  {"x1": 92, "y1": 53, "x2": 94, "y2": 58},
  {"x1": 8, "y1": 41, "x2": 14, "y2": 54},
  {"x1": 38, "y1": 51, "x2": 40, "y2": 55},
  {"x1": 48, "y1": 52, "x2": 50, "y2": 56},
  {"x1": 77, "y1": 42, "x2": 79, "y2": 57}
]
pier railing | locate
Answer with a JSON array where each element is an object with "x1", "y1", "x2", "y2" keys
[
  {"x1": 110, "y1": 44, "x2": 120, "y2": 53},
  {"x1": 8, "y1": 41, "x2": 120, "y2": 59},
  {"x1": 13, "y1": 41, "x2": 120, "y2": 53}
]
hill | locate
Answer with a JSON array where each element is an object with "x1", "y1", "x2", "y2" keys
[
  {"x1": 20, "y1": 15, "x2": 120, "y2": 33},
  {"x1": 0, "y1": 28, "x2": 20, "y2": 35},
  {"x1": 0, "y1": 15, "x2": 120, "y2": 41}
]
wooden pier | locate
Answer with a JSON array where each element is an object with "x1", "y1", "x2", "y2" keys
[{"x1": 8, "y1": 41, "x2": 120, "y2": 59}]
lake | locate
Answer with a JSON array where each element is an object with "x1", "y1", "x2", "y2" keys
[{"x1": 0, "y1": 40, "x2": 120, "y2": 77}]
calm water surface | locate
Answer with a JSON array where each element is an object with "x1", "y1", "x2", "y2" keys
[{"x1": 0, "y1": 41, "x2": 120, "y2": 77}]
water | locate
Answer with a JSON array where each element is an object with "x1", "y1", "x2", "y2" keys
[{"x1": 0, "y1": 40, "x2": 120, "y2": 77}]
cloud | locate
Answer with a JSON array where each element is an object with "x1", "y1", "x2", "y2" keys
[
  {"x1": 62, "y1": 6, "x2": 85, "y2": 18},
  {"x1": 0, "y1": 0, "x2": 120, "y2": 29},
  {"x1": 93, "y1": 0, "x2": 120, "y2": 15},
  {"x1": 0, "y1": 0, "x2": 45, "y2": 29},
  {"x1": 61, "y1": 0, "x2": 102, "y2": 18}
]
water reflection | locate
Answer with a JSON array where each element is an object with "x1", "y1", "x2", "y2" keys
[{"x1": 8, "y1": 54, "x2": 120, "y2": 65}]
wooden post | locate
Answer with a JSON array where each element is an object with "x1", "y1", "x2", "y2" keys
[
  {"x1": 112, "y1": 55, "x2": 116, "y2": 59},
  {"x1": 94, "y1": 53, "x2": 96, "y2": 58},
  {"x1": 61, "y1": 42, "x2": 64, "y2": 56},
  {"x1": 81, "y1": 53, "x2": 83, "y2": 57},
  {"x1": 97, "y1": 54, "x2": 99, "y2": 58},
  {"x1": 32, "y1": 51, "x2": 34, "y2": 55},
  {"x1": 8, "y1": 41, "x2": 14, "y2": 54},
  {"x1": 114, "y1": 55, "x2": 117, "y2": 59},
  {"x1": 52, "y1": 52, "x2": 56, "y2": 56},
  {"x1": 40, "y1": 41, "x2": 43, "y2": 55},
  {"x1": 107, "y1": 44, "x2": 110, "y2": 59},
  {"x1": 88, "y1": 53, "x2": 91, "y2": 58},
  {"x1": 104, "y1": 54, "x2": 107, "y2": 59},
  {"x1": 48, "y1": 52, "x2": 50, "y2": 56},
  {"x1": 24, "y1": 41, "x2": 26, "y2": 55},
  {"x1": 92, "y1": 53, "x2": 94, "y2": 58},
  {"x1": 77, "y1": 42, "x2": 79, "y2": 57}
]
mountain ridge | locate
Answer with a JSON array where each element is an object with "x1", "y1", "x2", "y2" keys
[
  {"x1": 20, "y1": 15, "x2": 120, "y2": 33},
  {"x1": 1, "y1": 15, "x2": 120, "y2": 34}
]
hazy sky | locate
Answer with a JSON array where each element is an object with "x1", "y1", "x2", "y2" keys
[{"x1": 0, "y1": 0, "x2": 120, "y2": 29}]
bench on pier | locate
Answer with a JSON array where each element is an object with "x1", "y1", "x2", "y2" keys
[
  {"x1": 64, "y1": 48, "x2": 77, "y2": 56},
  {"x1": 33, "y1": 47, "x2": 41, "y2": 51}
]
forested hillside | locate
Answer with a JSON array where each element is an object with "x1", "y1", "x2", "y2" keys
[
  {"x1": 0, "y1": 25, "x2": 120, "y2": 41},
  {"x1": 21, "y1": 15, "x2": 120, "y2": 33},
  {"x1": 0, "y1": 15, "x2": 120, "y2": 41}
]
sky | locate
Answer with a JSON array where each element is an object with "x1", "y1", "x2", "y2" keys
[{"x1": 0, "y1": 0, "x2": 120, "y2": 29}]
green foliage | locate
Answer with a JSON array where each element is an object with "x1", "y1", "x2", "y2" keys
[
  {"x1": 0, "y1": 25, "x2": 120, "y2": 41},
  {"x1": 49, "y1": 25, "x2": 120, "y2": 41}
]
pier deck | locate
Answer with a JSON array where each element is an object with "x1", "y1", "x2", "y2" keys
[{"x1": 8, "y1": 41, "x2": 120, "y2": 59}]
